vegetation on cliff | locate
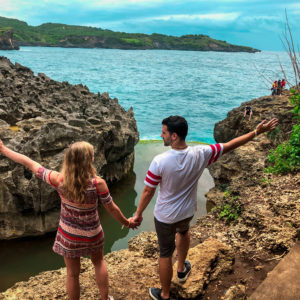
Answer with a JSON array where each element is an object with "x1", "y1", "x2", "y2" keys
[
  {"x1": 0, "y1": 16, "x2": 259, "y2": 52},
  {"x1": 265, "y1": 14, "x2": 300, "y2": 175},
  {"x1": 265, "y1": 91, "x2": 300, "y2": 174}
]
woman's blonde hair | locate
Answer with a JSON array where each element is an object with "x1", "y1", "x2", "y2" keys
[{"x1": 60, "y1": 141, "x2": 96, "y2": 203}]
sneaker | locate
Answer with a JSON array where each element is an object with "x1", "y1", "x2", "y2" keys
[
  {"x1": 177, "y1": 260, "x2": 192, "y2": 282},
  {"x1": 108, "y1": 296, "x2": 114, "y2": 300},
  {"x1": 149, "y1": 287, "x2": 170, "y2": 300}
]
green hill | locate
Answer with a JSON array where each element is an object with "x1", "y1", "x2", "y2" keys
[{"x1": 0, "y1": 16, "x2": 259, "y2": 52}]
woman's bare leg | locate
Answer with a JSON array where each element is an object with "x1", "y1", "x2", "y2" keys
[
  {"x1": 91, "y1": 249, "x2": 109, "y2": 300},
  {"x1": 64, "y1": 257, "x2": 81, "y2": 300}
]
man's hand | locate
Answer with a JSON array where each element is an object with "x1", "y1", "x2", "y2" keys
[
  {"x1": 128, "y1": 217, "x2": 142, "y2": 229},
  {"x1": 256, "y1": 118, "x2": 279, "y2": 135},
  {"x1": 132, "y1": 215, "x2": 143, "y2": 226}
]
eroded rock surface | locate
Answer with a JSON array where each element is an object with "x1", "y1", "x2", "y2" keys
[
  {"x1": 0, "y1": 57, "x2": 139, "y2": 239},
  {"x1": 172, "y1": 238, "x2": 234, "y2": 299}
]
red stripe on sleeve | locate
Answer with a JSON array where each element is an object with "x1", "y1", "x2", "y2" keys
[
  {"x1": 48, "y1": 170, "x2": 58, "y2": 188},
  {"x1": 147, "y1": 170, "x2": 161, "y2": 180},
  {"x1": 145, "y1": 176, "x2": 159, "y2": 186},
  {"x1": 213, "y1": 144, "x2": 222, "y2": 162},
  {"x1": 208, "y1": 144, "x2": 216, "y2": 166}
]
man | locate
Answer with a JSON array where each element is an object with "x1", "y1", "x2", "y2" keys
[{"x1": 133, "y1": 115, "x2": 278, "y2": 300}]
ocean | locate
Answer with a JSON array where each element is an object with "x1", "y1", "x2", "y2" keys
[{"x1": 1, "y1": 47, "x2": 294, "y2": 143}]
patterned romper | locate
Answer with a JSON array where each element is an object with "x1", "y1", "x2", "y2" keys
[{"x1": 36, "y1": 167, "x2": 112, "y2": 258}]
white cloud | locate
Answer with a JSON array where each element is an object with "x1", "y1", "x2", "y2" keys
[
  {"x1": 63, "y1": 0, "x2": 171, "y2": 8},
  {"x1": 150, "y1": 13, "x2": 240, "y2": 22},
  {"x1": 0, "y1": 0, "x2": 18, "y2": 11}
]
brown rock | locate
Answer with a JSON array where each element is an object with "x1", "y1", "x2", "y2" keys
[
  {"x1": 224, "y1": 284, "x2": 246, "y2": 300},
  {"x1": 172, "y1": 238, "x2": 234, "y2": 299}
]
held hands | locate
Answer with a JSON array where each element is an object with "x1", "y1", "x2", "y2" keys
[
  {"x1": 255, "y1": 118, "x2": 279, "y2": 135},
  {"x1": 126, "y1": 217, "x2": 142, "y2": 230}
]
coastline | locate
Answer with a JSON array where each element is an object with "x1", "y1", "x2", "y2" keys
[{"x1": 1, "y1": 91, "x2": 299, "y2": 299}]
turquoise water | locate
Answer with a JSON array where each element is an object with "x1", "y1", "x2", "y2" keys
[{"x1": 0, "y1": 47, "x2": 294, "y2": 142}]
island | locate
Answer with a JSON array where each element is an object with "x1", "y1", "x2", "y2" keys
[{"x1": 0, "y1": 16, "x2": 259, "y2": 52}]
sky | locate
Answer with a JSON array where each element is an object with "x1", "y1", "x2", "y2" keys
[{"x1": 0, "y1": 0, "x2": 299, "y2": 51}]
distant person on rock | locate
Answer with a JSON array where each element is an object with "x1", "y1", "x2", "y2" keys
[
  {"x1": 281, "y1": 78, "x2": 286, "y2": 90},
  {"x1": 277, "y1": 80, "x2": 282, "y2": 95},
  {"x1": 271, "y1": 80, "x2": 278, "y2": 96},
  {"x1": 132, "y1": 115, "x2": 278, "y2": 300},
  {"x1": 0, "y1": 140, "x2": 140, "y2": 300},
  {"x1": 244, "y1": 105, "x2": 253, "y2": 120}
]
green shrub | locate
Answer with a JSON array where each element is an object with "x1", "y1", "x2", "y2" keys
[
  {"x1": 212, "y1": 190, "x2": 241, "y2": 223},
  {"x1": 290, "y1": 89, "x2": 300, "y2": 120},
  {"x1": 265, "y1": 90, "x2": 300, "y2": 174},
  {"x1": 265, "y1": 124, "x2": 300, "y2": 174}
]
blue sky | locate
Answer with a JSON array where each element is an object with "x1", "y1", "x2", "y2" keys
[{"x1": 0, "y1": 0, "x2": 299, "y2": 51}]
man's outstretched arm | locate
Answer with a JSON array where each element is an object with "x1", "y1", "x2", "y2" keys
[
  {"x1": 223, "y1": 118, "x2": 278, "y2": 154},
  {"x1": 133, "y1": 185, "x2": 156, "y2": 224}
]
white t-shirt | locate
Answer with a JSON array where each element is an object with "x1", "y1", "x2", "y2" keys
[{"x1": 144, "y1": 144, "x2": 223, "y2": 224}]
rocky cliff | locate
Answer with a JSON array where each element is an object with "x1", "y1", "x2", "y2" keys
[
  {"x1": 211, "y1": 90, "x2": 296, "y2": 188},
  {"x1": 0, "y1": 57, "x2": 139, "y2": 239},
  {"x1": 0, "y1": 91, "x2": 299, "y2": 299},
  {"x1": 0, "y1": 30, "x2": 19, "y2": 50}
]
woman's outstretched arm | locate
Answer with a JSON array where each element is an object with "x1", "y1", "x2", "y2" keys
[{"x1": 0, "y1": 139, "x2": 41, "y2": 173}]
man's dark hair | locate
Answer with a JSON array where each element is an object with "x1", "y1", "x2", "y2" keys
[{"x1": 162, "y1": 115, "x2": 188, "y2": 140}]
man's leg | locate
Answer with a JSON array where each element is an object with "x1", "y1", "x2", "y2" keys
[
  {"x1": 176, "y1": 230, "x2": 190, "y2": 272},
  {"x1": 159, "y1": 256, "x2": 173, "y2": 299},
  {"x1": 152, "y1": 218, "x2": 176, "y2": 300}
]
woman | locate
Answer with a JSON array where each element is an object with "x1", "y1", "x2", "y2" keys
[{"x1": 0, "y1": 140, "x2": 139, "y2": 300}]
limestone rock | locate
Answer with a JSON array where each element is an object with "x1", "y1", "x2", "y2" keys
[
  {"x1": 0, "y1": 57, "x2": 139, "y2": 239},
  {"x1": 172, "y1": 238, "x2": 234, "y2": 299},
  {"x1": 214, "y1": 93, "x2": 295, "y2": 144},
  {"x1": 128, "y1": 231, "x2": 159, "y2": 258},
  {"x1": 224, "y1": 284, "x2": 246, "y2": 300}
]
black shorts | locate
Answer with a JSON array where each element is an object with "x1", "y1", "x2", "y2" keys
[{"x1": 154, "y1": 216, "x2": 193, "y2": 258}]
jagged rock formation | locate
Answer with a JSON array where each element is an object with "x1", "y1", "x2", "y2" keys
[
  {"x1": 0, "y1": 30, "x2": 19, "y2": 50},
  {"x1": 210, "y1": 91, "x2": 296, "y2": 188},
  {"x1": 0, "y1": 57, "x2": 139, "y2": 239}
]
